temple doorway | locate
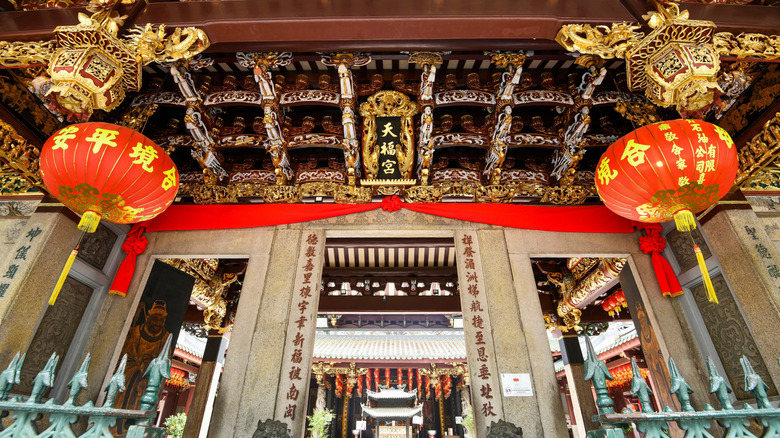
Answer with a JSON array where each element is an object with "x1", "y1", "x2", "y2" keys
[
  {"x1": 306, "y1": 238, "x2": 470, "y2": 438},
  {"x1": 113, "y1": 257, "x2": 248, "y2": 437},
  {"x1": 531, "y1": 257, "x2": 660, "y2": 438}
]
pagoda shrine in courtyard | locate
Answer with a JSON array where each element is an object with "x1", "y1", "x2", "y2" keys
[
  {"x1": 362, "y1": 386, "x2": 422, "y2": 438},
  {"x1": 0, "y1": 1, "x2": 780, "y2": 438}
]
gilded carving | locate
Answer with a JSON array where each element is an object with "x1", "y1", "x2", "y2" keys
[
  {"x1": 541, "y1": 186, "x2": 589, "y2": 205},
  {"x1": 713, "y1": 32, "x2": 780, "y2": 60},
  {"x1": 614, "y1": 100, "x2": 661, "y2": 127},
  {"x1": 718, "y1": 64, "x2": 780, "y2": 137},
  {"x1": 160, "y1": 258, "x2": 237, "y2": 331},
  {"x1": 0, "y1": 0, "x2": 210, "y2": 119},
  {"x1": 333, "y1": 184, "x2": 372, "y2": 204},
  {"x1": 0, "y1": 119, "x2": 44, "y2": 191},
  {"x1": 0, "y1": 171, "x2": 38, "y2": 195},
  {"x1": 404, "y1": 185, "x2": 443, "y2": 203},
  {"x1": 263, "y1": 185, "x2": 302, "y2": 203},
  {"x1": 475, "y1": 184, "x2": 514, "y2": 203},
  {"x1": 554, "y1": 2, "x2": 769, "y2": 115},
  {"x1": 359, "y1": 91, "x2": 419, "y2": 180},
  {"x1": 556, "y1": 23, "x2": 644, "y2": 59},
  {"x1": 0, "y1": 75, "x2": 61, "y2": 136},
  {"x1": 0, "y1": 40, "x2": 56, "y2": 68},
  {"x1": 736, "y1": 113, "x2": 780, "y2": 185}
]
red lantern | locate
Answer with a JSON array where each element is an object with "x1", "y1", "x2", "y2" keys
[
  {"x1": 39, "y1": 122, "x2": 178, "y2": 304},
  {"x1": 40, "y1": 122, "x2": 178, "y2": 229},
  {"x1": 596, "y1": 119, "x2": 738, "y2": 303}
]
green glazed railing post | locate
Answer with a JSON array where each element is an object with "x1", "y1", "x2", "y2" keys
[{"x1": 584, "y1": 336, "x2": 615, "y2": 415}]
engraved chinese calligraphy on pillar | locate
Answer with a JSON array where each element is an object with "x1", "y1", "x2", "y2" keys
[
  {"x1": 454, "y1": 231, "x2": 503, "y2": 435},
  {"x1": 274, "y1": 231, "x2": 325, "y2": 435}
]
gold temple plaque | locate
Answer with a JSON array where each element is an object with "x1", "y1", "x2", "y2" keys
[{"x1": 359, "y1": 90, "x2": 418, "y2": 183}]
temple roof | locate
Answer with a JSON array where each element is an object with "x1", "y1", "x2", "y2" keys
[
  {"x1": 312, "y1": 331, "x2": 466, "y2": 361},
  {"x1": 361, "y1": 404, "x2": 424, "y2": 421},
  {"x1": 367, "y1": 386, "x2": 418, "y2": 401}
]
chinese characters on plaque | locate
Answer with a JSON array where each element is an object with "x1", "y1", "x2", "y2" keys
[
  {"x1": 0, "y1": 226, "x2": 43, "y2": 299},
  {"x1": 376, "y1": 117, "x2": 403, "y2": 180},
  {"x1": 459, "y1": 232, "x2": 497, "y2": 418},
  {"x1": 279, "y1": 232, "x2": 322, "y2": 425}
]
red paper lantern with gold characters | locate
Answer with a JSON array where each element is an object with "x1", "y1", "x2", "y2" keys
[
  {"x1": 595, "y1": 119, "x2": 738, "y2": 303},
  {"x1": 39, "y1": 122, "x2": 177, "y2": 306},
  {"x1": 40, "y1": 122, "x2": 179, "y2": 232},
  {"x1": 595, "y1": 119, "x2": 737, "y2": 229}
]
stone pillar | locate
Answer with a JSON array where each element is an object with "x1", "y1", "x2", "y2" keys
[
  {"x1": 0, "y1": 209, "x2": 80, "y2": 367},
  {"x1": 506, "y1": 252, "x2": 569, "y2": 438},
  {"x1": 453, "y1": 230, "x2": 504, "y2": 436},
  {"x1": 701, "y1": 209, "x2": 780, "y2": 391},
  {"x1": 476, "y1": 229, "x2": 547, "y2": 436},
  {"x1": 182, "y1": 334, "x2": 227, "y2": 438},
  {"x1": 558, "y1": 334, "x2": 598, "y2": 438}
]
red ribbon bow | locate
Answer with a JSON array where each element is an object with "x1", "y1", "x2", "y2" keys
[
  {"x1": 381, "y1": 195, "x2": 403, "y2": 212},
  {"x1": 109, "y1": 225, "x2": 147, "y2": 297},
  {"x1": 637, "y1": 223, "x2": 683, "y2": 298}
]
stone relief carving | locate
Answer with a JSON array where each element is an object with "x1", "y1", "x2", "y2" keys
[
  {"x1": 0, "y1": 200, "x2": 37, "y2": 217},
  {"x1": 76, "y1": 223, "x2": 118, "y2": 270},
  {"x1": 667, "y1": 228, "x2": 712, "y2": 272},
  {"x1": 690, "y1": 274, "x2": 776, "y2": 400},
  {"x1": 17, "y1": 277, "x2": 93, "y2": 393}
]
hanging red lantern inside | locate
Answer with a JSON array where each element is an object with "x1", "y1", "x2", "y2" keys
[
  {"x1": 39, "y1": 122, "x2": 179, "y2": 304},
  {"x1": 595, "y1": 119, "x2": 738, "y2": 303}
]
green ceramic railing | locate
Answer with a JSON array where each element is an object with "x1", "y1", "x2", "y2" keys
[
  {"x1": 582, "y1": 336, "x2": 780, "y2": 438},
  {"x1": 0, "y1": 337, "x2": 172, "y2": 438}
]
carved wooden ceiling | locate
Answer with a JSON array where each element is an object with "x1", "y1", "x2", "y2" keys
[{"x1": 1, "y1": 0, "x2": 780, "y2": 206}]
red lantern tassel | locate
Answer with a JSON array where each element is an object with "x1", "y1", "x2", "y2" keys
[{"x1": 694, "y1": 244, "x2": 718, "y2": 304}]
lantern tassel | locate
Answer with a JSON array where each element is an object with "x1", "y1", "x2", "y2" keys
[
  {"x1": 694, "y1": 244, "x2": 718, "y2": 304},
  {"x1": 48, "y1": 230, "x2": 86, "y2": 305},
  {"x1": 673, "y1": 209, "x2": 697, "y2": 232},
  {"x1": 49, "y1": 249, "x2": 77, "y2": 305},
  {"x1": 78, "y1": 211, "x2": 101, "y2": 233}
]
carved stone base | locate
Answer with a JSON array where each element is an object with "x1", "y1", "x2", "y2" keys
[
  {"x1": 251, "y1": 419, "x2": 290, "y2": 438},
  {"x1": 486, "y1": 420, "x2": 523, "y2": 438}
]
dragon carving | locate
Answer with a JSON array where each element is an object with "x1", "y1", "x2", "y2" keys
[{"x1": 126, "y1": 24, "x2": 211, "y2": 65}]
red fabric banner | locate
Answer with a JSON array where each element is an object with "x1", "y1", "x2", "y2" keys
[{"x1": 143, "y1": 201, "x2": 635, "y2": 233}]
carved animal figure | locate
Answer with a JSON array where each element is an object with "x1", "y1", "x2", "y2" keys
[{"x1": 0, "y1": 352, "x2": 24, "y2": 401}]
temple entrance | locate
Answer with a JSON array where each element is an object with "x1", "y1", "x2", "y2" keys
[
  {"x1": 306, "y1": 238, "x2": 470, "y2": 438},
  {"x1": 531, "y1": 257, "x2": 661, "y2": 438},
  {"x1": 113, "y1": 257, "x2": 248, "y2": 437}
]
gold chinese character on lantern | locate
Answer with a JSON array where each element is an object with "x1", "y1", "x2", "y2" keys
[
  {"x1": 597, "y1": 158, "x2": 618, "y2": 185},
  {"x1": 86, "y1": 128, "x2": 119, "y2": 153},
  {"x1": 162, "y1": 167, "x2": 177, "y2": 190},
  {"x1": 51, "y1": 126, "x2": 80, "y2": 150},
  {"x1": 129, "y1": 142, "x2": 158, "y2": 172},
  {"x1": 621, "y1": 139, "x2": 651, "y2": 167}
]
